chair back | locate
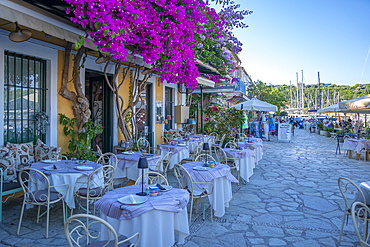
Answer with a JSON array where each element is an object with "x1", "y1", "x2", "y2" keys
[
  {"x1": 195, "y1": 154, "x2": 216, "y2": 163},
  {"x1": 213, "y1": 146, "x2": 227, "y2": 164},
  {"x1": 19, "y1": 168, "x2": 68, "y2": 204},
  {"x1": 162, "y1": 136, "x2": 169, "y2": 144},
  {"x1": 64, "y1": 213, "x2": 139, "y2": 247},
  {"x1": 155, "y1": 152, "x2": 172, "y2": 177},
  {"x1": 173, "y1": 164, "x2": 194, "y2": 193},
  {"x1": 135, "y1": 171, "x2": 169, "y2": 186},
  {"x1": 224, "y1": 141, "x2": 237, "y2": 148},
  {"x1": 351, "y1": 202, "x2": 370, "y2": 247},
  {"x1": 218, "y1": 134, "x2": 226, "y2": 145},
  {"x1": 57, "y1": 155, "x2": 68, "y2": 160},
  {"x1": 97, "y1": 153, "x2": 118, "y2": 170},
  {"x1": 186, "y1": 139, "x2": 198, "y2": 153},
  {"x1": 81, "y1": 165, "x2": 115, "y2": 199},
  {"x1": 96, "y1": 145, "x2": 103, "y2": 156},
  {"x1": 137, "y1": 137, "x2": 151, "y2": 153},
  {"x1": 366, "y1": 140, "x2": 370, "y2": 151},
  {"x1": 338, "y1": 177, "x2": 366, "y2": 213}
]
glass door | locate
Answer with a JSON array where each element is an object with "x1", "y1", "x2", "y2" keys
[
  {"x1": 85, "y1": 70, "x2": 113, "y2": 153},
  {"x1": 165, "y1": 87, "x2": 174, "y2": 130}
]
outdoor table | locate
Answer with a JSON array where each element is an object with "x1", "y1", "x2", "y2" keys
[
  {"x1": 240, "y1": 137, "x2": 263, "y2": 144},
  {"x1": 359, "y1": 182, "x2": 370, "y2": 204},
  {"x1": 181, "y1": 161, "x2": 238, "y2": 218},
  {"x1": 223, "y1": 148, "x2": 256, "y2": 182},
  {"x1": 95, "y1": 185, "x2": 189, "y2": 247},
  {"x1": 30, "y1": 160, "x2": 103, "y2": 209},
  {"x1": 157, "y1": 143, "x2": 189, "y2": 169},
  {"x1": 236, "y1": 142, "x2": 263, "y2": 164},
  {"x1": 343, "y1": 138, "x2": 367, "y2": 159},
  {"x1": 115, "y1": 152, "x2": 161, "y2": 181}
]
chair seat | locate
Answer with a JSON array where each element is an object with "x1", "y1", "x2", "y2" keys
[
  {"x1": 182, "y1": 157, "x2": 193, "y2": 162},
  {"x1": 29, "y1": 190, "x2": 60, "y2": 202},
  {"x1": 87, "y1": 241, "x2": 117, "y2": 247},
  {"x1": 77, "y1": 187, "x2": 104, "y2": 197}
]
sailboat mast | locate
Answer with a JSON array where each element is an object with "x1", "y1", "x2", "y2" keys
[
  {"x1": 290, "y1": 80, "x2": 293, "y2": 108},
  {"x1": 296, "y1": 72, "x2": 299, "y2": 110},
  {"x1": 301, "y1": 70, "x2": 304, "y2": 114}
]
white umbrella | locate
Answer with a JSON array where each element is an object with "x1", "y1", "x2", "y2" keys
[
  {"x1": 317, "y1": 103, "x2": 370, "y2": 113},
  {"x1": 231, "y1": 98, "x2": 278, "y2": 112},
  {"x1": 339, "y1": 94, "x2": 370, "y2": 110}
]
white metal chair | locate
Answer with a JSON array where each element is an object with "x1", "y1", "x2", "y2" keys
[
  {"x1": 17, "y1": 168, "x2": 69, "y2": 238},
  {"x1": 194, "y1": 154, "x2": 216, "y2": 163},
  {"x1": 135, "y1": 171, "x2": 169, "y2": 186},
  {"x1": 351, "y1": 202, "x2": 370, "y2": 247},
  {"x1": 58, "y1": 154, "x2": 68, "y2": 160},
  {"x1": 96, "y1": 145, "x2": 103, "y2": 157},
  {"x1": 173, "y1": 164, "x2": 213, "y2": 225},
  {"x1": 64, "y1": 213, "x2": 139, "y2": 247},
  {"x1": 72, "y1": 165, "x2": 115, "y2": 216},
  {"x1": 137, "y1": 137, "x2": 153, "y2": 153},
  {"x1": 97, "y1": 153, "x2": 118, "y2": 170},
  {"x1": 224, "y1": 141, "x2": 237, "y2": 149},
  {"x1": 150, "y1": 152, "x2": 172, "y2": 179},
  {"x1": 338, "y1": 177, "x2": 366, "y2": 243}
]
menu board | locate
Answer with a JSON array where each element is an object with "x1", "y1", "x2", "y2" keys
[{"x1": 278, "y1": 123, "x2": 292, "y2": 142}]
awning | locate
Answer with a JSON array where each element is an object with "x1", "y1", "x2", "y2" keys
[
  {"x1": 227, "y1": 92, "x2": 249, "y2": 104},
  {"x1": 318, "y1": 103, "x2": 370, "y2": 113},
  {"x1": 339, "y1": 94, "x2": 370, "y2": 110},
  {"x1": 192, "y1": 85, "x2": 236, "y2": 94},
  {"x1": 0, "y1": 0, "x2": 148, "y2": 66},
  {"x1": 196, "y1": 77, "x2": 215, "y2": 88},
  {"x1": 0, "y1": 1, "x2": 97, "y2": 49}
]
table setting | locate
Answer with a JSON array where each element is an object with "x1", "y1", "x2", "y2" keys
[
  {"x1": 236, "y1": 141, "x2": 263, "y2": 163},
  {"x1": 157, "y1": 143, "x2": 189, "y2": 169},
  {"x1": 181, "y1": 161, "x2": 238, "y2": 218},
  {"x1": 115, "y1": 152, "x2": 161, "y2": 181},
  {"x1": 30, "y1": 159, "x2": 103, "y2": 208},
  {"x1": 94, "y1": 185, "x2": 190, "y2": 247},
  {"x1": 223, "y1": 147, "x2": 256, "y2": 182}
]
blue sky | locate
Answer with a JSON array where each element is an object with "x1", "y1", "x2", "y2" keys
[{"x1": 213, "y1": 0, "x2": 370, "y2": 86}]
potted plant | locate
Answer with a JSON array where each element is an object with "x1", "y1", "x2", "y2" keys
[
  {"x1": 317, "y1": 122, "x2": 324, "y2": 134},
  {"x1": 325, "y1": 127, "x2": 332, "y2": 137},
  {"x1": 337, "y1": 130, "x2": 344, "y2": 143}
]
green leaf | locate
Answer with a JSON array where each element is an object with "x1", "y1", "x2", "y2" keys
[
  {"x1": 95, "y1": 22, "x2": 101, "y2": 29},
  {"x1": 103, "y1": 29, "x2": 109, "y2": 36}
]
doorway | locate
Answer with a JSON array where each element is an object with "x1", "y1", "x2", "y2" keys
[
  {"x1": 85, "y1": 70, "x2": 113, "y2": 153},
  {"x1": 165, "y1": 87, "x2": 174, "y2": 130},
  {"x1": 136, "y1": 83, "x2": 153, "y2": 147}
]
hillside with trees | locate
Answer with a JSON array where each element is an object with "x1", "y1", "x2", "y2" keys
[{"x1": 274, "y1": 83, "x2": 370, "y2": 110}]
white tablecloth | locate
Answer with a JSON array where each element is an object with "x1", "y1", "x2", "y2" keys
[
  {"x1": 29, "y1": 172, "x2": 103, "y2": 209},
  {"x1": 159, "y1": 149, "x2": 189, "y2": 169},
  {"x1": 234, "y1": 156, "x2": 255, "y2": 183},
  {"x1": 343, "y1": 138, "x2": 367, "y2": 154},
  {"x1": 255, "y1": 146, "x2": 263, "y2": 163},
  {"x1": 192, "y1": 176, "x2": 233, "y2": 218},
  {"x1": 100, "y1": 209, "x2": 189, "y2": 247},
  {"x1": 359, "y1": 182, "x2": 370, "y2": 204}
]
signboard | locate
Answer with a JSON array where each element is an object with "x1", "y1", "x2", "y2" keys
[{"x1": 278, "y1": 123, "x2": 292, "y2": 142}]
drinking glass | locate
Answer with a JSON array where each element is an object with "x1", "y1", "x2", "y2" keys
[{"x1": 71, "y1": 157, "x2": 77, "y2": 162}]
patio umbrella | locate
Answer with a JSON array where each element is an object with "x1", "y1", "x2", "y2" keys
[
  {"x1": 339, "y1": 94, "x2": 370, "y2": 110},
  {"x1": 231, "y1": 98, "x2": 278, "y2": 112}
]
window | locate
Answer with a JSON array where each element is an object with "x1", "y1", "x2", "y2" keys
[{"x1": 4, "y1": 51, "x2": 47, "y2": 144}]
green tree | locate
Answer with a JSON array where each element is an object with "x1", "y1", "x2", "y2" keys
[{"x1": 247, "y1": 80, "x2": 286, "y2": 110}]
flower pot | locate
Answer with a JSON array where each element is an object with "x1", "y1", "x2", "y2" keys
[
  {"x1": 326, "y1": 131, "x2": 331, "y2": 137},
  {"x1": 320, "y1": 130, "x2": 325, "y2": 136},
  {"x1": 315, "y1": 127, "x2": 320, "y2": 134},
  {"x1": 339, "y1": 136, "x2": 344, "y2": 143}
]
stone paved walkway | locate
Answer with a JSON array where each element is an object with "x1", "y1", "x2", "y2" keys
[{"x1": 1, "y1": 129, "x2": 368, "y2": 246}]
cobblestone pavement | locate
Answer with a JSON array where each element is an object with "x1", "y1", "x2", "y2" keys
[{"x1": 0, "y1": 129, "x2": 368, "y2": 246}]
